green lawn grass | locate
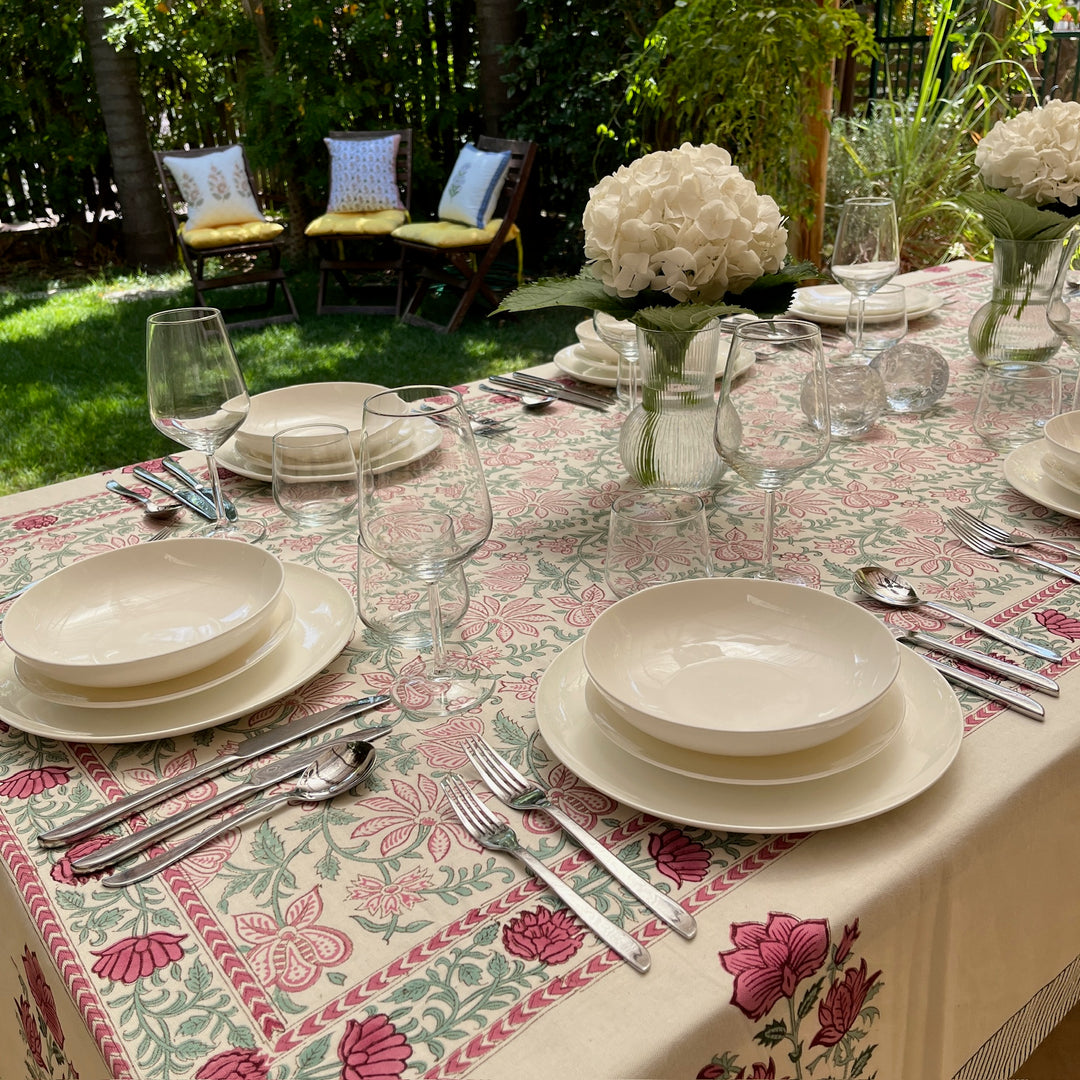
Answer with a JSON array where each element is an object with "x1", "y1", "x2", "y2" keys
[{"x1": 0, "y1": 269, "x2": 582, "y2": 496}]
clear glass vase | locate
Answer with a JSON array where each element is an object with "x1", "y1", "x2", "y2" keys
[
  {"x1": 968, "y1": 237, "x2": 1066, "y2": 366},
  {"x1": 617, "y1": 320, "x2": 726, "y2": 489}
]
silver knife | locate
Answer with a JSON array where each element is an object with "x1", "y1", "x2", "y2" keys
[
  {"x1": 489, "y1": 374, "x2": 610, "y2": 411},
  {"x1": 892, "y1": 629, "x2": 1059, "y2": 695},
  {"x1": 505, "y1": 372, "x2": 613, "y2": 409},
  {"x1": 162, "y1": 456, "x2": 238, "y2": 522},
  {"x1": 37, "y1": 695, "x2": 390, "y2": 847},
  {"x1": 905, "y1": 648, "x2": 1046, "y2": 720},
  {"x1": 69, "y1": 724, "x2": 392, "y2": 872},
  {"x1": 132, "y1": 466, "x2": 218, "y2": 522}
]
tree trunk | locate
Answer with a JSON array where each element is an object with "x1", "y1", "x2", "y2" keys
[
  {"x1": 475, "y1": 0, "x2": 524, "y2": 136},
  {"x1": 83, "y1": 0, "x2": 173, "y2": 269}
]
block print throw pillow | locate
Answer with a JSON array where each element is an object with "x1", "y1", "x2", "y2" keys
[
  {"x1": 437, "y1": 143, "x2": 512, "y2": 229},
  {"x1": 162, "y1": 145, "x2": 266, "y2": 231},
  {"x1": 325, "y1": 134, "x2": 405, "y2": 214}
]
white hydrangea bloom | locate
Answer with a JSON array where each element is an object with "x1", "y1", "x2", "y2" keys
[
  {"x1": 976, "y1": 99, "x2": 1080, "y2": 207},
  {"x1": 581, "y1": 143, "x2": 789, "y2": 302}
]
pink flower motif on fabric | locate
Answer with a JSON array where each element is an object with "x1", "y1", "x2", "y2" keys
[
  {"x1": 195, "y1": 1047, "x2": 271, "y2": 1080},
  {"x1": 337, "y1": 1013, "x2": 412, "y2": 1080},
  {"x1": 349, "y1": 868, "x2": 432, "y2": 918},
  {"x1": 830, "y1": 479, "x2": 897, "y2": 509},
  {"x1": 12, "y1": 514, "x2": 57, "y2": 530},
  {"x1": 496, "y1": 674, "x2": 540, "y2": 702},
  {"x1": 19, "y1": 995, "x2": 44, "y2": 1068},
  {"x1": 1038, "y1": 609, "x2": 1080, "y2": 640},
  {"x1": 179, "y1": 834, "x2": 241, "y2": 887},
  {"x1": 457, "y1": 594, "x2": 548, "y2": 642},
  {"x1": 91, "y1": 932, "x2": 186, "y2": 984},
  {"x1": 502, "y1": 907, "x2": 585, "y2": 965},
  {"x1": 719, "y1": 913, "x2": 829, "y2": 1022},
  {"x1": 543, "y1": 763, "x2": 617, "y2": 829},
  {"x1": 126, "y1": 750, "x2": 217, "y2": 815},
  {"x1": 491, "y1": 488, "x2": 581, "y2": 519},
  {"x1": 240, "y1": 673, "x2": 358, "y2": 729},
  {"x1": 350, "y1": 773, "x2": 478, "y2": 859},
  {"x1": 0, "y1": 766, "x2": 70, "y2": 798},
  {"x1": 22, "y1": 947, "x2": 63, "y2": 1048},
  {"x1": 550, "y1": 582, "x2": 613, "y2": 628},
  {"x1": 416, "y1": 715, "x2": 484, "y2": 772},
  {"x1": 234, "y1": 886, "x2": 351, "y2": 994},
  {"x1": 649, "y1": 828, "x2": 710, "y2": 885},
  {"x1": 51, "y1": 835, "x2": 116, "y2": 885},
  {"x1": 811, "y1": 959, "x2": 882, "y2": 1048}
]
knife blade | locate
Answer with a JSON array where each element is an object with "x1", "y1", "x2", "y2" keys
[
  {"x1": 905, "y1": 648, "x2": 1046, "y2": 720},
  {"x1": 162, "y1": 456, "x2": 238, "y2": 522},
  {"x1": 892, "y1": 628, "x2": 1059, "y2": 695},
  {"x1": 132, "y1": 466, "x2": 218, "y2": 522},
  {"x1": 69, "y1": 725, "x2": 392, "y2": 872},
  {"x1": 37, "y1": 694, "x2": 390, "y2": 847},
  {"x1": 505, "y1": 372, "x2": 613, "y2": 409}
]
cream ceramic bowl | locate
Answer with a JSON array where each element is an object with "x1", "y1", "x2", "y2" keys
[
  {"x1": 1043, "y1": 410, "x2": 1080, "y2": 472},
  {"x1": 234, "y1": 382, "x2": 401, "y2": 465},
  {"x1": 4, "y1": 539, "x2": 286, "y2": 688},
  {"x1": 581, "y1": 578, "x2": 901, "y2": 756}
]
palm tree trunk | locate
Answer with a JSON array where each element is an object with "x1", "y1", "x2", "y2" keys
[
  {"x1": 83, "y1": 0, "x2": 173, "y2": 269},
  {"x1": 476, "y1": 0, "x2": 524, "y2": 136}
]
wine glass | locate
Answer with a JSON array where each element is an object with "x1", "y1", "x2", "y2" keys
[
  {"x1": 1048, "y1": 228, "x2": 1080, "y2": 409},
  {"x1": 714, "y1": 319, "x2": 830, "y2": 585},
  {"x1": 146, "y1": 307, "x2": 265, "y2": 541},
  {"x1": 358, "y1": 385, "x2": 493, "y2": 717},
  {"x1": 831, "y1": 196, "x2": 900, "y2": 359}
]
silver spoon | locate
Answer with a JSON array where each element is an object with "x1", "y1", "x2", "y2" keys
[
  {"x1": 102, "y1": 740, "x2": 379, "y2": 888},
  {"x1": 106, "y1": 479, "x2": 181, "y2": 520},
  {"x1": 479, "y1": 383, "x2": 555, "y2": 409},
  {"x1": 852, "y1": 565, "x2": 1061, "y2": 662}
]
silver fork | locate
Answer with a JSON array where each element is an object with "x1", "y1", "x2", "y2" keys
[
  {"x1": 463, "y1": 736, "x2": 695, "y2": 939},
  {"x1": 946, "y1": 517, "x2": 1080, "y2": 585},
  {"x1": 440, "y1": 774, "x2": 650, "y2": 973},
  {"x1": 946, "y1": 506, "x2": 1080, "y2": 558},
  {"x1": 470, "y1": 417, "x2": 514, "y2": 438}
]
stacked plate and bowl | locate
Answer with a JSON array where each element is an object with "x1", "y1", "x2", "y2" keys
[
  {"x1": 535, "y1": 578, "x2": 964, "y2": 832},
  {"x1": 1001, "y1": 408, "x2": 1080, "y2": 518},
  {"x1": 216, "y1": 382, "x2": 436, "y2": 482},
  {"x1": 0, "y1": 540, "x2": 358, "y2": 743}
]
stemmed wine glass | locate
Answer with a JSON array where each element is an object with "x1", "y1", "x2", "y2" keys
[
  {"x1": 714, "y1": 320, "x2": 830, "y2": 585},
  {"x1": 146, "y1": 307, "x2": 265, "y2": 541},
  {"x1": 358, "y1": 385, "x2": 493, "y2": 717},
  {"x1": 832, "y1": 196, "x2": 900, "y2": 359}
]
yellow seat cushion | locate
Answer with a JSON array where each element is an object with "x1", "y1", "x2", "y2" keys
[
  {"x1": 305, "y1": 209, "x2": 408, "y2": 237},
  {"x1": 391, "y1": 218, "x2": 518, "y2": 248},
  {"x1": 181, "y1": 221, "x2": 284, "y2": 249}
]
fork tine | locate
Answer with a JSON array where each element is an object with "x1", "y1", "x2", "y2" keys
[
  {"x1": 442, "y1": 775, "x2": 486, "y2": 834},
  {"x1": 946, "y1": 518, "x2": 994, "y2": 554},
  {"x1": 462, "y1": 741, "x2": 515, "y2": 802},
  {"x1": 466, "y1": 737, "x2": 528, "y2": 797},
  {"x1": 950, "y1": 506, "x2": 1011, "y2": 543}
]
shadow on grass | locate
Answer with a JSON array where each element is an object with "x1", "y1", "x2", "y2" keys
[{"x1": 0, "y1": 269, "x2": 582, "y2": 496}]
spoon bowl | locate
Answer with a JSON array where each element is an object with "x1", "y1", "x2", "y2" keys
[
  {"x1": 106, "y1": 479, "x2": 181, "y2": 520},
  {"x1": 852, "y1": 565, "x2": 1061, "y2": 661},
  {"x1": 103, "y1": 739, "x2": 379, "y2": 888},
  {"x1": 479, "y1": 383, "x2": 555, "y2": 409}
]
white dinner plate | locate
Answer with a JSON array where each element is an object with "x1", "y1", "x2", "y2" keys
[
  {"x1": 0, "y1": 563, "x2": 356, "y2": 743},
  {"x1": 788, "y1": 284, "x2": 942, "y2": 325},
  {"x1": 13, "y1": 591, "x2": 296, "y2": 709},
  {"x1": 583, "y1": 670, "x2": 903, "y2": 785},
  {"x1": 553, "y1": 341, "x2": 755, "y2": 389},
  {"x1": 1003, "y1": 439, "x2": 1080, "y2": 519},
  {"x1": 536, "y1": 639, "x2": 962, "y2": 832},
  {"x1": 218, "y1": 421, "x2": 442, "y2": 484}
]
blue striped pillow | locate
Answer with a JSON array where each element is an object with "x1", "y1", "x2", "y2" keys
[{"x1": 437, "y1": 144, "x2": 511, "y2": 228}]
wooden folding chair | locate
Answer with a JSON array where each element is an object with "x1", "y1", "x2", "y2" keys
[
  {"x1": 393, "y1": 136, "x2": 537, "y2": 333},
  {"x1": 305, "y1": 130, "x2": 413, "y2": 316},
  {"x1": 154, "y1": 144, "x2": 298, "y2": 331}
]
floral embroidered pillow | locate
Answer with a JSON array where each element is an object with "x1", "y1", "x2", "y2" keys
[
  {"x1": 437, "y1": 143, "x2": 511, "y2": 228},
  {"x1": 162, "y1": 145, "x2": 266, "y2": 231},
  {"x1": 325, "y1": 134, "x2": 405, "y2": 214}
]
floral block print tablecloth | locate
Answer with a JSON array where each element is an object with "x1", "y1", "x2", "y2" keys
[{"x1": 2, "y1": 261, "x2": 1080, "y2": 1080}]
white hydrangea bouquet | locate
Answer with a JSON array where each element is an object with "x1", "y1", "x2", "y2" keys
[
  {"x1": 497, "y1": 144, "x2": 812, "y2": 485},
  {"x1": 962, "y1": 99, "x2": 1080, "y2": 241},
  {"x1": 499, "y1": 142, "x2": 811, "y2": 332}
]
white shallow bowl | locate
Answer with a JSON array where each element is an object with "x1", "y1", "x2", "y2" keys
[
  {"x1": 234, "y1": 382, "x2": 399, "y2": 463},
  {"x1": 1044, "y1": 410, "x2": 1080, "y2": 472},
  {"x1": 3, "y1": 539, "x2": 285, "y2": 688},
  {"x1": 582, "y1": 578, "x2": 901, "y2": 757}
]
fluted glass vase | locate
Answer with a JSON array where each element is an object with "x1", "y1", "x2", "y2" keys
[
  {"x1": 618, "y1": 320, "x2": 726, "y2": 489},
  {"x1": 968, "y1": 237, "x2": 1066, "y2": 366}
]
